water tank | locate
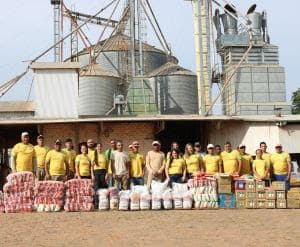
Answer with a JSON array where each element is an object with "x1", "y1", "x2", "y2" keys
[
  {"x1": 247, "y1": 12, "x2": 263, "y2": 36},
  {"x1": 221, "y1": 13, "x2": 238, "y2": 35},
  {"x1": 148, "y1": 63, "x2": 198, "y2": 114},
  {"x1": 78, "y1": 64, "x2": 120, "y2": 116}
]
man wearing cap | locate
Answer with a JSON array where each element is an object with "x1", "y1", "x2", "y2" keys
[
  {"x1": 203, "y1": 144, "x2": 222, "y2": 175},
  {"x1": 45, "y1": 139, "x2": 69, "y2": 181},
  {"x1": 221, "y1": 142, "x2": 242, "y2": 175},
  {"x1": 194, "y1": 142, "x2": 206, "y2": 158},
  {"x1": 11, "y1": 132, "x2": 37, "y2": 173},
  {"x1": 129, "y1": 141, "x2": 145, "y2": 187},
  {"x1": 238, "y1": 144, "x2": 253, "y2": 176},
  {"x1": 145, "y1": 141, "x2": 166, "y2": 189},
  {"x1": 271, "y1": 144, "x2": 292, "y2": 190},
  {"x1": 105, "y1": 139, "x2": 117, "y2": 187},
  {"x1": 34, "y1": 135, "x2": 50, "y2": 181},
  {"x1": 62, "y1": 138, "x2": 76, "y2": 179}
]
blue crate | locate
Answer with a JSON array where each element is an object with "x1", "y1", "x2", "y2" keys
[{"x1": 218, "y1": 193, "x2": 236, "y2": 208}]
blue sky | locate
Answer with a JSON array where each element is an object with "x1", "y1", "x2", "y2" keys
[{"x1": 0, "y1": 0, "x2": 299, "y2": 112}]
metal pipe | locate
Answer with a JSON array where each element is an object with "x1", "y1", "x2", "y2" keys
[
  {"x1": 130, "y1": 0, "x2": 136, "y2": 77},
  {"x1": 137, "y1": 0, "x2": 144, "y2": 76}
]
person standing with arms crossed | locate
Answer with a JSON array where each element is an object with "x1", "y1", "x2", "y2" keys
[
  {"x1": 221, "y1": 142, "x2": 242, "y2": 175},
  {"x1": 34, "y1": 135, "x2": 49, "y2": 181}
]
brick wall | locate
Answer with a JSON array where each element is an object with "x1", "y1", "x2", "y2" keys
[{"x1": 42, "y1": 122, "x2": 155, "y2": 155}]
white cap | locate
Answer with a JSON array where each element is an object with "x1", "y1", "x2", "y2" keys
[
  {"x1": 239, "y1": 144, "x2": 246, "y2": 149},
  {"x1": 152, "y1": 140, "x2": 161, "y2": 146},
  {"x1": 207, "y1": 144, "x2": 215, "y2": 149},
  {"x1": 21, "y1": 132, "x2": 29, "y2": 137}
]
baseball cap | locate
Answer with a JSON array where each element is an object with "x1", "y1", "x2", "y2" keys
[
  {"x1": 21, "y1": 132, "x2": 29, "y2": 138},
  {"x1": 207, "y1": 144, "x2": 215, "y2": 149},
  {"x1": 152, "y1": 141, "x2": 161, "y2": 146},
  {"x1": 275, "y1": 144, "x2": 282, "y2": 148},
  {"x1": 37, "y1": 135, "x2": 44, "y2": 139},
  {"x1": 239, "y1": 144, "x2": 246, "y2": 149},
  {"x1": 55, "y1": 139, "x2": 62, "y2": 145}
]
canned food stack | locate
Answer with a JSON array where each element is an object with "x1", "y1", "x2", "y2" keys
[
  {"x1": 34, "y1": 181, "x2": 64, "y2": 212},
  {"x1": 3, "y1": 171, "x2": 34, "y2": 213},
  {"x1": 64, "y1": 179, "x2": 94, "y2": 212},
  {"x1": 287, "y1": 188, "x2": 300, "y2": 209}
]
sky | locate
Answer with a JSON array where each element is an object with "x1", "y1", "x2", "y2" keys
[{"x1": 0, "y1": 0, "x2": 299, "y2": 112}]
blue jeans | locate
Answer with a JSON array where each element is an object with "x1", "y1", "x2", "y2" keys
[
  {"x1": 169, "y1": 174, "x2": 183, "y2": 187},
  {"x1": 273, "y1": 174, "x2": 290, "y2": 191},
  {"x1": 187, "y1": 173, "x2": 193, "y2": 180},
  {"x1": 107, "y1": 174, "x2": 113, "y2": 188},
  {"x1": 130, "y1": 177, "x2": 144, "y2": 187}
]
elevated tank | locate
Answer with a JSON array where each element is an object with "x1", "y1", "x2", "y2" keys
[
  {"x1": 221, "y1": 4, "x2": 238, "y2": 35},
  {"x1": 148, "y1": 63, "x2": 198, "y2": 114},
  {"x1": 247, "y1": 12, "x2": 263, "y2": 36},
  {"x1": 78, "y1": 64, "x2": 120, "y2": 116}
]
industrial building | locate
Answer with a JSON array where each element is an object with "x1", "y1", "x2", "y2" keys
[{"x1": 0, "y1": 0, "x2": 299, "y2": 172}]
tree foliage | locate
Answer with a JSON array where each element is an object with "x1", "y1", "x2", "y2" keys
[{"x1": 292, "y1": 88, "x2": 300, "y2": 114}]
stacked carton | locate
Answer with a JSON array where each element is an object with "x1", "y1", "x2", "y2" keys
[
  {"x1": 271, "y1": 181, "x2": 287, "y2": 209},
  {"x1": 217, "y1": 174, "x2": 235, "y2": 208},
  {"x1": 287, "y1": 188, "x2": 300, "y2": 209}
]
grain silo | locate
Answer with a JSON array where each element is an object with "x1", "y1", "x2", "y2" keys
[{"x1": 78, "y1": 64, "x2": 120, "y2": 116}]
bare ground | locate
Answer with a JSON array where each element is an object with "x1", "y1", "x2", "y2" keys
[{"x1": 0, "y1": 210, "x2": 299, "y2": 247}]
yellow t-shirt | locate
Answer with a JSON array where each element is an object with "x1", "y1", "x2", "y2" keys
[
  {"x1": 168, "y1": 158, "x2": 185, "y2": 175},
  {"x1": 88, "y1": 148, "x2": 95, "y2": 162},
  {"x1": 76, "y1": 154, "x2": 91, "y2": 177},
  {"x1": 93, "y1": 152, "x2": 107, "y2": 170},
  {"x1": 62, "y1": 148, "x2": 76, "y2": 172},
  {"x1": 271, "y1": 152, "x2": 291, "y2": 175},
  {"x1": 34, "y1": 145, "x2": 49, "y2": 169},
  {"x1": 12, "y1": 143, "x2": 35, "y2": 172},
  {"x1": 240, "y1": 154, "x2": 253, "y2": 175},
  {"x1": 46, "y1": 150, "x2": 67, "y2": 176},
  {"x1": 184, "y1": 154, "x2": 201, "y2": 174},
  {"x1": 253, "y1": 159, "x2": 269, "y2": 179},
  {"x1": 129, "y1": 152, "x2": 144, "y2": 178},
  {"x1": 221, "y1": 150, "x2": 241, "y2": 174},
  {"x1": 203, "y1": 154, "x2": 221, "y2": 175},
  {"x1": 262, "y1": 152, "x2": 271, "y2": 168}
]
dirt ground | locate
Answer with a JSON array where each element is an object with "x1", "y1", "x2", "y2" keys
[{"x1": 1, "y1": 210, "x2": 299, "y2": 247}]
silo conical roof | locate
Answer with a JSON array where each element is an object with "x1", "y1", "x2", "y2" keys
[
  {"x1": 79, "y1": 63, "x2": 120, "y2": 78},
  {"x1": 147, "y1": 62, "x2": 196, "y2": 77}
]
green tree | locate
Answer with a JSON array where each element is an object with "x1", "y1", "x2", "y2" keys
[{"x1": 292, "y1": 88, "x2": 300, "y2": 114}]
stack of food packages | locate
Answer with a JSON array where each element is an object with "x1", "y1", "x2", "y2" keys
[
  {"x1": 0, "y1": 191, "x2": 4, "y2": 213},
  {"x1": 131, "y1": 185, "x2": 149, "y2": 211},
  {"x1": 215, "y1": 174, "x2": 235, "y2": 209},
  {"x1": 97, "y1": 189, "x2": 109, "y2": 210},
  {"x1": 64, "y1": 179, "x2": 94, "y2": 212},
  {"x1": 119, "y1": 190, "x2": 131, "y2": 211},
  {"x1": 140, "y1": 186, "x2": 151, "y2": 210},
  {"x1": 272, "y1": 181, "x2": 287, "y2": 209},
  {"x1": 287, "y1": 188, "x2": 300, "y2": 209},
  {"x1": 172, "y1": 183, "x2": 190, "y2": 209},
  {"x1": 109, "y1": 187, "x2": 119, "y2": 210},
  {"x1": 4, "y1": 172, "x2": 34, "y2": 213},
  {"x1": 151, "y1": 180, "x2": 168, "y2": 210},
  {"x1": 188, "y1": 176, "x2": 218, "y2": 209},
  {"x1": 34, "y1": 181, "x2": 64, "y2": 212}
]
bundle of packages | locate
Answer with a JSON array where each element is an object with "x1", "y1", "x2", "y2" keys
[
  {"x1": 0, "y1": 191, "x2": 4, "y2": 213},
  {"x1": 34, "y1": 181, "x2": 64, "y2": 212},
  {"x1": 162, "y1": 189, "x2": 173, "y2": 209},
  {"x1": 183, "y1": 191, "x2": 193, "y2": 209},
  {"x1": 4, "y1": 172, "x2": 34, "y2": 213},
  {"x1": 64, "y1": 179, "x2": 94, "y2": 212},
  {"x1": 151, "y1": 181, "x2": 168, "y2": 210},
  {"x1": 171, "y1": 183, "x2": 189, "y2": 209},
  {"x1": 130, "y1": 185, "x2": 148, "y2": 211},
  {"x1": 140, "y1": 190, "x2": 151, "y2": 210},
  {"x1": 109, "y1": 187, "x2": 119, "y2": 210},
  {"x1": 97, "y1": 189, "x2": 109, "y2": 210},
  {"x1": 119, "y1": 190, "x2": 131, "y2": 211},
  {"x1": 189, "y1": 177, "x2": 218, "y2": 209}
]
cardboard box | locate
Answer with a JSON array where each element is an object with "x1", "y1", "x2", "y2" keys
[
  {"x1": 287, "y1": 189, "x2": 300, "y2": 200},
  {"x1": 257, "y1": 200, "x2": 266, "y2": 209},
  {"x1": 256, "y1": 191, "x2": 266, "y2": 200},
  {"x1": 236, "y1": 200, "x2": 246, "y2": 209},
  {"x1": 218, "y1": 184, "x2": 232, "y2": 194},
  {"x1": 287, "y1": 199, "x2": 300, "y2": 209},
  {"x1": 256, "y1": 181, "x2": 265, "y2": 191},
  {"x1": 272, "y1": 181, "x2": 286, "y2": 191},
  {"x1": 276, "y1": 191, "x2": 286, "y2": 200},
  {"x1": 235, "y1": 180, "x2": 247, "y2": 190},
  {"x1": 276, "y1": 199, "x2": 287, "y2": 209},
  {"x1": 236, "y1": 190, "x2": 246, "y2": 200},
  {"x1": 219, "y1": 193, "x2": 236, "y2": 208},
  {"x1": 265, "y1": 190, "x2": 276, "y2": 200},
  {"x1": 218, "y1": 175, "x2": 232, "y2": 185},
  {"x1": 246, "y1": 192, "x2": 256, "y2": 199},
  {"x1": 246, "y1": 180, "x2": 256, "y2": 192},
  {"x1": 266, "y1": 200, "x2": 276, "y2": 209},
  {"x1": 246, "y1": 199, "x2": 257, "y2": 209}
]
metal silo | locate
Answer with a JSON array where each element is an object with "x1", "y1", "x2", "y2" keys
[
  {"x1": 78, "y1": 64, "x2": 120, "y2": 116},
  {"x1": 148, "y1": 63, "x2": 198, "y2": 114}
]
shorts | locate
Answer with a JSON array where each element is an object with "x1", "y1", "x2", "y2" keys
[{"x1": 114, "y1": 175, "x2": 129, "y2": 190}]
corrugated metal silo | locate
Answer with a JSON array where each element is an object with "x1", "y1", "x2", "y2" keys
[
  {"x1": 78, "y1": 64, "x2": 120, "y2": 116},
  {"x1": 148, "y1": 63, "x2": 198, "y2": 114}
]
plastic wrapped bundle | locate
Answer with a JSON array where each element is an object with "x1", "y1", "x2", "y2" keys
[
  {"x1": 97, "y1": 189, "x2": 109, "y2": 210},
  {"x1": 109, "y1": 187, "x2": 119, "y2": 210},
  {"x1": 162, "y1": 189, "x2": 173, "y2": 210},
  {"x1": 119, "y1": 190, "x2": 131, "y2": 211},
  {"x1": 34, "y1": 181, "x2": 64, "y2": 212},
  {"x1": 172, "y1": 183, "x2": 188, "y2": 210},
  {"x1": 130, "y1": 191, "x2": 140, "y2": 211},
  {"x1": 140, "y1": 191, "x2": 151, "y2": 210},
  {"x1": 151, "y1": 181, "x2": 168, "y2": 210},
  {"x1": 64, "y1": 179, "x2": 94, "y2": 212},
  {"x1": 4, "y1": 172, "x2": 34, "y2": 213},
  {"x1": 0, "y1": 192, "x2": 4, "y2": 213},
  {"x1": 183, "y1": 191, "x2": 193, "y2": 209},
  {"x1": 151, "y1": 194, "x2": 162, "y2": 210}
]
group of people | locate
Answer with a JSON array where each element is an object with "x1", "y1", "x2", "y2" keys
[{"x1": 10, "y1": 131, "x2": 293, "y2": 198}]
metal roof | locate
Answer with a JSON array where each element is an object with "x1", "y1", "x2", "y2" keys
[
  {"x1": 79, "y1": 63, "x2": 120, "y2": 78},
  {"x1": 30, "y1": 62, "x2": 81, "y2": 70},
  {"x1": 0, "y1": 101, "x2": 34, "y2": 112},
  {"x1": 147, "y1": 62, "x2": 196, "y2": 77}
]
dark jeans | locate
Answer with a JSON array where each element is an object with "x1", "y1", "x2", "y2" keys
[
  {"x1": 273, "y1": 174, "x2": 290, "y2": 191},
  {"x1": 187, "y1": 173, "x2": 193, "y2": 180},
  {"x1": 94, "y1": 169, "x2": 107, "y2": 206},
  {"x1": 130, "y1": 177, "x2": 144, "y2": 188},
  {"x1": 169, "y1": 174, "x2": 183, "y2": 187}
]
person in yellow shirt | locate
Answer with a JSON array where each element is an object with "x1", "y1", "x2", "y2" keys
[
  {"x1": 221, "y1": 142, "x2": 242, "y2": 175},
  {"x1": 129, "y1": 141, "x2": 145, "y2": 187},
  {"x1": 183, "y1": 143, "x2": 203, "y2": 179},
  {"x1": 260, "y1": 141, "x2": 272, "y2": 171},
  {"x1": 87, "y1": 139, "x2": 96, "y2": 162},
  {"x1": 11, "y1": 132, "x2": 36, "y2": 173},
  {"x1": 166, "y1": 142, "x2": 183, "y2": 160},
  {"x1": 238, "y1": 144, "x2": 253, "y2": 176},
  {"x1": 165, "y1": 149, "x2": 186, "y2": 187},
  {"x1": 62, "y1": 138, "x2": 76, "y2": 179},
  {"x1": 253, "y1": 149, "x2": 270, "y2": 186},
  {"x1": 203, "y1": 144, "x2": 222, "y2": 175},
  {"x1": 271, "y1": 144, "x2": 292, "y2": 190},
  {"x1": 76, "y1": 144, "x2": 94, "y2": 180},
  {"x1": 93, "y1": 143, "x2": 108, "y2": 188},
  {"x1": 45, "y1": 139, "x2": 69, "y2": 181},
  {"x1": 34, "y1": 135, "x2": 49, "y2": 181}
]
